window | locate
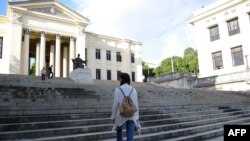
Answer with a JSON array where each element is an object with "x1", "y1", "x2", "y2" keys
[
  {"x1": 0, "y1": 37, "x2": 2, "y2": 59},
  {"x1": 131, "y1": 53, "x2": 135, "y2": 63},
  {"x1": 106, "y1": 50, "x2": 111, "y2": 61},
  {"x1": 231, "y1": 46, "x2": 244, "y2": 66},
  {"x1": 212, "y1": 51, "x2": 223, "y2": 70},
  {"x1": 116, "y1": 52, "x2": 122, "y2": 62},
  {"x1": 132, "y1": 72, "x2": 135, "y2": 82},
  {"x1": 227, "y1": 18, "x2": 240, "y2": 36},
  {"x1": 117, "y1": 71, "x2": 121, "y2": 80},
  {"x1": 96, "y1": 69, "x2": 101, "y2": 80},
  {"x1": 96, "y1": 49, "x2": 101, "y2": 59},
  {"x1": 209, "y1": 25, "x2": 220, "y2": 41},
  {"x1": 107, "y1": 70, "x2": 111, "y2": 80}
]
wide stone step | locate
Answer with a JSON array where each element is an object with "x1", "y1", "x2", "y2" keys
[
  {"x1": 28, "y1": 116, "x2": 250, "y2": 141},
  {"x1": 0, "y1": 105, "x2": 225, "y2": 124},
  {"x1": 3, "y1": 103, "x2": 239, "y2": 117},
  {"x1": 162, "y1": 122, "x2": 250, "y2": 141},
  {"x1": 1, "y1": 107, "x2": 240, "y2": 132},
  {"x1": 0, "y1": 112, "x2": 110, "y2": 124},
  {"x1": 1, "y1": 110, "x2": 250, "y2": 140},
  {"x1": 140, "y1": 113, "x2": 250, "y2": 135},
  {"x1": 100, "y1": 128, "x2": 224, "y2": 141},
  {"x1": 0, "y1": 107, "x2": 226, "y2": 131},
  {"x1": 0, "y1": 103, "x2": 221, "y2": 116},
  {"x1": 160, "y1": 128, "x2": 223, "y2": 141},
  {"x1": 134, "y1": 117, "x2": 250, "y2": 141}
]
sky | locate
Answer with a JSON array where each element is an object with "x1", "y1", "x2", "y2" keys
[
  {"x1": 0, "y1": 0, "x2": 8, "y2": 15},
  {"x1": 0, "y1": 0, "x2": 217, "y2": 66},
  {"x1": 60, "y1": 0, "x2": 217, "y2": 66}
]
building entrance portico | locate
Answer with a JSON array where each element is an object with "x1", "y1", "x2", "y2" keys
[
  {"x1": 22, "y1": 29, "x2": 76, "y2": 78},
  {"x1": 0, "y1": 0, "x2": 143, "y2": 82}
]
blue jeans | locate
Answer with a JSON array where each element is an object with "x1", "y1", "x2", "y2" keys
[{"x1": 116, "y1": 120, "x2": 135, "y2": 141}]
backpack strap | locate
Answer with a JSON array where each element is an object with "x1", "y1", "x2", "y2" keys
[
  {"x1": 119, "y1": 87, "x2": 134, "y2": 97},
  {"x1": 119, "y1": 87, "x2": 126, "y2": 97},
  {"x1": 128, "y1": 88, "x2": 134, "y2": 97}
]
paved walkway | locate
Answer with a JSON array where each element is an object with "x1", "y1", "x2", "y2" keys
[{"x1": 204, "y1": 136, "x2": 223, "y2": 141}]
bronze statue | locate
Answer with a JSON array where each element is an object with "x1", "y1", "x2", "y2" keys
[{"x1": 72, "y1": 54, "x2": 87, "y2": 70}]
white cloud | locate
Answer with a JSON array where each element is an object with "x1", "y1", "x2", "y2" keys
[
  {"x1": 72, "y1": 0, "x2": 136, "y2": 37},
  {"x1": 66, "y1": 0, "x2": 217, "y2": 64},
  {"x1": 161, "y1": 23, "x2": 196, "y2": 59}
]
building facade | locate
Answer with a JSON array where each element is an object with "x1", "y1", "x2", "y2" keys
[
  {"x1": 0, "y1": 0, "x2": 143, "y2": 82},
  {"x1": 190, "y1": 0, "x2": 250, "y2": 91}
]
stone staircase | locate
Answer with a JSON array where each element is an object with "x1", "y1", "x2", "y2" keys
[{"x1": 0, "y1": 74, "x2": 250, "y2": 141}]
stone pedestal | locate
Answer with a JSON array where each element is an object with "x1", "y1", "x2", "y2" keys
[{"x1": 69, "y1": 68, "x2": 92, "y2": 84}]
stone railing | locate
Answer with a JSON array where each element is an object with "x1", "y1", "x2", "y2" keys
[
  {"x1": 148, "y1": 72, "x2": 182, "y2": 83},
  {"x1": 148, "y1": 70, "x2": 250, "y2": 90},
  {"x1": 148, "y1": 72, "x2": 197, "y2": 89},
  {"x1": 196, "y1": 70, "x2": 250, "y2": 88}
]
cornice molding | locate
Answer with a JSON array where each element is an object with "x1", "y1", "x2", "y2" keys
[
  {"x1": 86, "y1": 32, "x2": 142, "y2": 45},
  {"x1": 0, "y1": 16, "x2": 10, "y2": 23},
  {"x1": 190, "y1": 0, "x2": 245, "y2": 24},
  {"x1": 9, "y1": 0, "x2": 90, "y2": 25}
]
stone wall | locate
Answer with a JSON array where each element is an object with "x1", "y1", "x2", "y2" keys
[
  {"x1": 149, "y1": 71, "x2": 250, "y2": 91},
  {"x1": 148, "y1": 72, "x2": 197, "y2": 89}
]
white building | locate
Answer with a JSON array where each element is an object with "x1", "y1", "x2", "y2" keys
[
  {"x1": 190, "y1": 0, "x2": 250, "y2": 91},
  {"x1": 0, "y1": 0, "x2": 143, "y2": 82}
]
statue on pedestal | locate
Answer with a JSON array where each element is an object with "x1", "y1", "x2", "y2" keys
[
  {"x1": 72, "y1": 54, "x2": 87, "y2": 70},
  {"x1": 70, "y1": 54, "x2": 92, "y2": 84}
]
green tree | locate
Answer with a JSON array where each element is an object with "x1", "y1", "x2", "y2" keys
[
  {"x1": 30, "y1": 63, "x2": 36, "y2": 76},
  {"x1": 153, "y1": 56, "x2": 182, "y2": 76},
  {"x1": 153, "y1": 47, "x2": 199, "y2": 76},
  {"x1": 182, "y1": 47, "x2": 199, "y2": 75}
]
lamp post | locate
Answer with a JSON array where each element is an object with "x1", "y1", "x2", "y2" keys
[
  {"x1": 145, "y1": 62, "x2": 156, "y2": 82},
  {"x1": 245, "y1": 55, "x2": 249, "y2": 70},
  {"x1": 171, "y1": 56, "x2": 174, "y2": 73},
  {"x1": 147, "y1": 67, "x2": 150, "y2": 82}
]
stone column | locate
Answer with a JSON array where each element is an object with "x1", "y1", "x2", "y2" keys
[
  {"x1": 123, "y1": 41, "x2": 131, "y2": 74},
  {"x1": 101, "y1": 49, "x2": 106, "y2": 80},
  {"x1": 39, "y1": 31, "x2": 46, "y2": 74},
  {"x1": 76, "y1": 31, "x2": 86, "y2": 60},
  {"x1": 23, "y1": 28, "x2": 30, "y2": 75},
  {"x1": 69, "y1": 36, "x2": 75, "y2": 73},
  {"x1": 135, "y1": 51, "x2": 143, "y2": 82},
  {"x1": 239, "y1": 14, "x2": 250, "y2": 68},
  {"x1": 111, "y1": 50, "x2": 117, "y2": 80},
  {"x1": 63, "y1": 46, "x2": 68, "y2": 77},
  {"x1": 36, "y1": 42, "x2": 40, "y2": 76},
  {"x1": 50, "y1": 43, "x2": 55, "y2": 73},
  {"x1": 127, "y1": 45, "x2": 132, "y2": 74},
  {"x1": 21, "y1": 40, "x2": 25, "y2": 74},
  {"x1": 55, "y1": 34, "x2": 61, "y2": 77}
]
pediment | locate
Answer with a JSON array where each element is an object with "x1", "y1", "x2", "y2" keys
[
  {"x1": 29, "y1": 7, "x2": 73, "y2": 20},
  {"x1": 9, "y1": 0, "x2": 90, "y2": 24}
]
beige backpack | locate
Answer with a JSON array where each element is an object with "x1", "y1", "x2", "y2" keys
[{"x1": 119, "y1": 87, "x2": 137, "y2": 117}]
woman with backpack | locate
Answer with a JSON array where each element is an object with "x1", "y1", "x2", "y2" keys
[{"x1": 111, "y1": 73, "x2": 140, "y2": 141}]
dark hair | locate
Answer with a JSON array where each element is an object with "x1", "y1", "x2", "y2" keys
[{"x1": 119, "y1": 73, "x2": 131, "y2": 86}]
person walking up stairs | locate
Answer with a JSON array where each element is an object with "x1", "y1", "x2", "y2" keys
[{"x1": 111, "y1": 73, "x2": 141, "y2": 141}]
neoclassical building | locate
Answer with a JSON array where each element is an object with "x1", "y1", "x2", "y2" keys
[
  {"x1": 190, "y1": 0, "x2": 250, "y2": 90},
  {"x1": 0, "y1": 0, "x2": 143, "y2": 82}
]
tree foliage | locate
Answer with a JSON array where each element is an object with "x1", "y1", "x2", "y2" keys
[
  {"x1": 153, "y1": 47, "x2": 199, "y2": 76},
  {"x1": 182, "y1": 47, "x2": 199, "y2": 75},
  {"x1": 30, "y1": 63, "x2": 36, "y2": 76},
  {"x1": 153, "y1": 56, "x2": 182, "y2": 76},
  {"x1": 142, "y1": 61, "x2": 155, "y2": 82}
]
